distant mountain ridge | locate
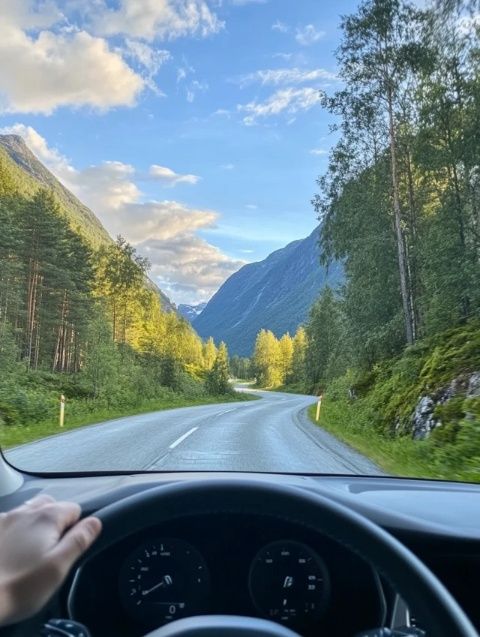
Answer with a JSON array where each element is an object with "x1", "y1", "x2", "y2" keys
[
  {"x1": 193, "y1": 226, "x2": 342, "y2": 356},
  {"x1": 0, "y1": 134, "x2": 175, "y2": 312},
  {"x1": 178, "y1": 302, "x2": 207, "y2": 323}
]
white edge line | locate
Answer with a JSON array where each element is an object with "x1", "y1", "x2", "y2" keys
[{"x1": 169, "y1": 427, "x2": 199, "y2": 449}]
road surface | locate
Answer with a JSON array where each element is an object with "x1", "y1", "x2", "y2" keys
[{"x1": 6, "y1": 389, "x2": 382, "y2": 475}]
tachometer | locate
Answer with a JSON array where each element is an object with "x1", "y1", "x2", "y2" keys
[
  {"x1": 249, "y1": 540, "x2": 329, "y2": 625},
  {"x1": 119, "y1": 538, "x2": 210, "y2": 626}
]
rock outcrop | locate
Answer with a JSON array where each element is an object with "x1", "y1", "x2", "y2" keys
[{"x1": 411, "y1": 371, "x2": 480, "y2": 440}]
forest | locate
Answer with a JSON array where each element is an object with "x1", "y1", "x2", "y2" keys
[
  {"x1": 0, "y1": 163, "x2": 234, "y2": 447},
  {"x1": 251, "y1": 0, "x2": 480, "y2": 481}
]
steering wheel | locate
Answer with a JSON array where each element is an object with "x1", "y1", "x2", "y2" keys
[{"x1": 75, "y1": 479, "x2": 478, "y2": 637}]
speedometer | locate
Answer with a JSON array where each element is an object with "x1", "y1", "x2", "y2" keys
[
  {"x1": 249, "y1": 540, "x2": 330, "y2": 625},
  {"x1": 119, "y1": 538, "x2": 210, "y2": 626}
]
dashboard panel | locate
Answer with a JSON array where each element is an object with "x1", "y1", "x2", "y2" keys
[
  {"x1": 2, "y1": 472, "x2": 480, "y2": 636},
  {"x1": 68, "y1": 513, "x2": 385, "y2": 637}
]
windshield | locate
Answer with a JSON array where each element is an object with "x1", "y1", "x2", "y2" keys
[{"x1": 0, "y1": 0, "x2": 479, "y2": 479}]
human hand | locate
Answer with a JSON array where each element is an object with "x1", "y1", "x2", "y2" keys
[{"x1": 0, "y1": 495, "x2": 101, "y2": 626}]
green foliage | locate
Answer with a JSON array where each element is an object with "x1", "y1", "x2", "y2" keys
[
  {"x1": 206, "y1": 342, "x2": 232, "y2": 395},
  {"x1": 0, "y1": 143, "x2": 233, "y2": 438},
  {"x1": 252, "y1": 328, "x2": 307, "y2": 389}
]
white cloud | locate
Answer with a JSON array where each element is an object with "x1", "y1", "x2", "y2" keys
[
  {"x1": 310, "y1": 148, "x2": 328, "y2": 156},
  {"x1": 0, "y1": 6, "x2": 144, "y2": 114},
  {"x1": 219, "y1": 163, "x2": 235, "y2": 170},
  {"x1": 238, "y1": 87, "x2": 322, "y2": 125},
  {"x1": 272, "y1": 52, "x2": 294, "y2": 61},
  {"x1": 122, "y1": 39, "x2": 171, "y2": 93},
  {"x1": 236, "y1": 67, "x2": 337, "y2": 88},
  {"x1": 272, "y1": 20, "x2": 289, "y2": 33},
  {"x1": 245, "y1": 204, "x2": 258, "y2": 210},
  {"x1": 1, "y1": 124, "x2": 241, "y2": 303},
  {"x1": 186, "y1": 79, "x2": 209, "y2": 103},
  {"x1": 149, "y1": 165, "x2": 201, "y2": 186},
  {"x1": 92, "y1": 0, "x2": 224, "y2": 41},
  {"x1": 295, "y1": 24, "x2": 325, "y2": 46}
]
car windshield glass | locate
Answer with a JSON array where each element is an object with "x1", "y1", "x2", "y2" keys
[{"x1": 0, "y1": 0, "x2": 479, "y2": 479}]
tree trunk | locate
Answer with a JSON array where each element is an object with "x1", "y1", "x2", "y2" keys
[{"x1": 387, "y1": 88, "x2": 414, "y2": 345}]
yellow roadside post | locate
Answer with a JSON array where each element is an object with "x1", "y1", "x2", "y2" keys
[
  {"x1": 59, "y1": 394, "x2": 65, "y2": 428},
  {"x1": 315, "y1": 394, "x2": 322, "y2": 422}
]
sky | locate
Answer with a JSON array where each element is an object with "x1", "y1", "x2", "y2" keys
[{"x1": 0, "y1": 0, "x2": 359, "y2": 305}]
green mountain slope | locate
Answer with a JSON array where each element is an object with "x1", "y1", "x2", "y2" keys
[
  {"x1": 0, "y1": 134, "x2": 175, "y2": 312},
  {"x1": 0, "y1": 135, "x2": 111, "y2": 248}
]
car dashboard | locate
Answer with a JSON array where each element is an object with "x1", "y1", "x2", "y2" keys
[
  {"x1": 68, "y1": 512, "x2": 385, "y2": 636},
  {"x1": 1, "y1": 471, "x2": 480, "y2": 637}
]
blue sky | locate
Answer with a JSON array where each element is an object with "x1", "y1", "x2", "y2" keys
[{"x1": 0, "y1": 0, "x2": 358, "y2": 304}]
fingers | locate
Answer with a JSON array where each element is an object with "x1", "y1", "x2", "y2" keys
[
  {"x1": 49, "y1": 516, "x2": 102, "y2": 575},
  {"x1": 42, "y1": 501, "x2": 82, "y2": 533},
  {"x1": 24, "y1": 494, "x2": 56, "y2": 509}
]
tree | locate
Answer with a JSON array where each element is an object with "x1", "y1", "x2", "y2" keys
[
  {"x1": 94, "y1": 236, "x2": 150, "y2": 344},
  {"x1": 290, "y1": 327, "x2": 307, "y2": 386},
  {"x1": 279, "y1": 333, "x2": 294, "y2": 384},
  {"x1": 252, "y1": 329, "x2": 283, "y2": 388},
  {"x1": 326, "y1": 0, "x2": 430, "y2": 345},
  {"x1": 206, "y1": 342, "x2": 231, "y2": 395},
  {"x1": 305, "y1": 288, "x2": 347, "y2": 391},
  {"x1": 203, "y1": 337, "x2": 217, "y2": 370}
]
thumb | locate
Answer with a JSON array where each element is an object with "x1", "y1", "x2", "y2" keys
[{"x1": 50, "y1": 516, "x2": 102, "y2": 576}]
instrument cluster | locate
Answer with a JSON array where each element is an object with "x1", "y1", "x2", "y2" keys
[{"x1": 69, "y1": 514, "x2": 385, "y2": 637}]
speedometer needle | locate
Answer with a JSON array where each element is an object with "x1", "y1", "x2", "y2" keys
[{"x1": 142, "y1": 574, "x2": 173, "y2": 596}]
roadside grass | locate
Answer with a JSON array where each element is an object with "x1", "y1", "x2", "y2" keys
[
  {"x1": 307, "y1": 401, "x2": 439, "y2": 479},
  {"x1": 1, "y1": 392, "x2": 258, "y2": 450}
]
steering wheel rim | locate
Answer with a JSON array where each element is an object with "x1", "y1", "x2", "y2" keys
[{"x1": 73, "y1": 479, "x2": 479, "y2": 637}]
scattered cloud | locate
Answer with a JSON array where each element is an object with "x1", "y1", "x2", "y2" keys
[
  {"x1": 310, "y1": 148, "x2": 328, "y2": 156},
  {"x1": 235, "y1": 67, "x2": 337, "y2": 88},
  {"x1": 272, "y1": 20, "x2": 289, "y2": 33},
  {"x1": 219, "y1": 163, "x2": 235, "y2": 170},
  {"x1": 238, "y1": 87, "x2": 322, "y2": 125},
  {"x1": 122, "y1": 39, "x2": 171, "y2": 93},
  {"x1": 176, "y1": 60, "x2": 208, "y2": 103},
  {"x1": 149, "y1": 165, "x2": 201, "y2": 186},
  {"x1": 245, "y1": 204, "x2": 258, "y2": 210},
  {"x1": 186, "y1": 79, "x2": 209, "y2": 103},
  {"x1": 140, "y1": 234, "x2": 245, "y2": 303},
  {"x1": 230, "y1": 0, "x2": 268, "y2": 4},
  {"x1": 213, "y1": 109, "x2": 231, "y2": 118},
  {"x1": 92, "y1": 0, "x2": 224, "y2": 42},
  {"x1": 295, "y1": 24, "x2": 325, "y2": 46},
  {"x1": 0, "y1": 6, "x2": 144, "y2": 114},
  {"x1": 272, "y1": 52, "x2": 294, "y2": 61},
  {"x1": 2, "y1": 123, "x2": 241, "y2": 303}
]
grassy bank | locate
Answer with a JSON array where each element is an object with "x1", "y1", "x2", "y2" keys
[
  {"x1": 307, "y1": 402, "x2": 436, "y2": 479},
  {"x1": 306, "y1": 322, "x2": 480, "y2": 483},
  {"x1": 1, "y1": 391, "x2": 256, "y2": 449}
]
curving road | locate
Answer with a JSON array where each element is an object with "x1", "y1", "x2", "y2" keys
[{"x1": 6, "y1": 389, "x2": 382, "y2": 475}]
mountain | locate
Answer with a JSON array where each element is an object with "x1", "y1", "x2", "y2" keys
[
  {"x1": 178, "y1": 302, "x2": 208, "y2": 323},
  {"x1": 0, "y1": 134, "x2": 175, "y2": 312},
  {"x1": 193, "y1": 226, "x2": 343, "y2": 356}
]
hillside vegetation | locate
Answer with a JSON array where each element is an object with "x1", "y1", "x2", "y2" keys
[
  {"x1": 0, "y1": 137, "x2": 237, "y2": 448},
  {"x1": 252, "y1": 0, "x2": 480, "y2": 482}
]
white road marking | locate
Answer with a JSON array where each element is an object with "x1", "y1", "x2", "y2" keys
[{"x1": 169, "y1": 427, "x2": 199, "y2": 449}]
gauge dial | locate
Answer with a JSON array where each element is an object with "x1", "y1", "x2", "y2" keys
[
  {"x1": 249, "y1": 540, "x2": 329, "y2": 625},
  {"x1": 119, "y1": 538, "x2": 209, "y2": 626}
]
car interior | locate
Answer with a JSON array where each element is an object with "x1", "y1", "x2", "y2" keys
[{"x1": 0, "y1": 456, "x2": 479, "y2": 637}]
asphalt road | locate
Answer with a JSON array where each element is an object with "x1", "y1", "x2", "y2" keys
[{"x1": 6, "y1": 389, "x2": 382, "y2": 475}]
